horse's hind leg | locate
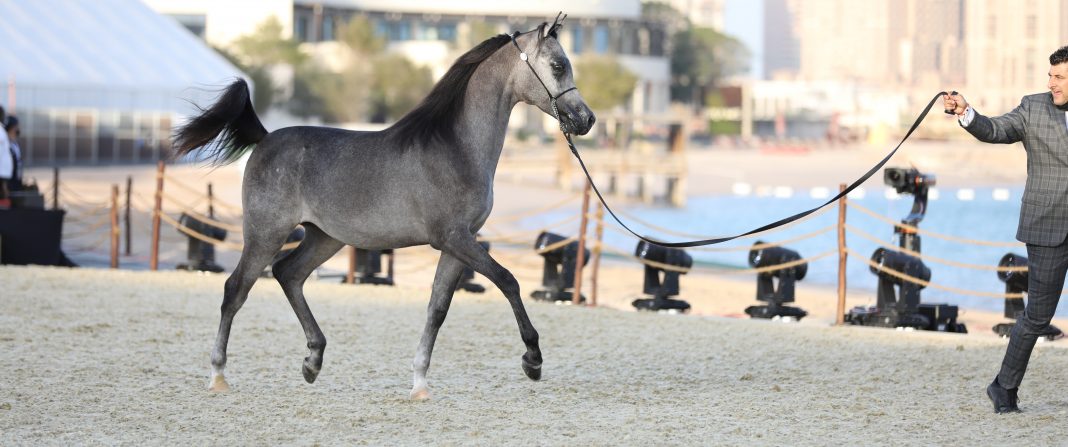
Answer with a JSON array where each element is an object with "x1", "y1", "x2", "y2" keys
[
  {"x1": 209, "y1": 225, "x2": 293, "y2": 392},
  {"x1": 411, "y1": 252, "x2": 466, "y2": 400},
  {"x1": 438, "y1": 230, "x2": 542, "y2": 381},
  {"x1": 271, "y1": 224, "x2": 344, "y2": 384}
]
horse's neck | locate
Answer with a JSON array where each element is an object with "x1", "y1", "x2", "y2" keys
[{"x1": 456, "y1": 57, "x2": 519, "y2": 173}]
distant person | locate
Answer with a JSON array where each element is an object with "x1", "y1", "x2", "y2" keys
[
  {"x1": 945, "y1": 45, "x2": 1068, "y2": 414},
  {"x1": 0, "y1": 105, "x2": 11, "y2": 206},
  {"x1": 6, "y1": 115, "x2": 22, "y2": 192}
]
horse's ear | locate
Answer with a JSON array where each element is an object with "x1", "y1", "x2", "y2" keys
[{"x1": 547, "y1": 12, "x2": 566, "y2": 38}]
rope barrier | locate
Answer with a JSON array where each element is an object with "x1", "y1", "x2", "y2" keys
[
  {"x1": 160, "y1": 191, "x2": 244, "y2": 233},
  {"x1": 57, "y1": 184, "x2": 110, "y2": 208},
  {"x1": 844, "y1": 223, "x2": 1027, "y2": 272},
  {"x1": 593, "y1": 241, "x2": 837, "y2": 275},
  {"x1": 62, "y1": 212, "x2": 112, "y2": 239},
  {"x1": 689, "y1": 225, "x2": 837, "y2": 252},
  {"x1": 849, "y1": 201, "x2": 1025, "y2": 248},
  {"x1": 599, "y1": 223, "x2": 835, "y2": 254},
  {"x1": 63, "y1": 205, "x2": 110, "y2": 224},
  {"x1": 158, "y1": 212, "x2": 301, "y2": 251},
  {"x1": 534, "y1": 237, "x2": 577, "y2": 255},
  {"x1": 480, "y1": 213, "x2": 583, "y2": 244},
  {"x1": 65, "y1": 228, "x2": 112, "y2": 252},
  {"x1": 161, "y1": 173, "x2": 208, "y2": 197},
  {"x1": 161, "y1": 173, "x2": 244, "y2": 216},
  {"x1": 390, "y1": 256, "x2": 444, "y2": 275},
  {"x1": 844, "y1": 247, "x2": 1023, "y2": 299},
  {"x1": 486, "y1": 192, "x2": 582, "y2": 224},
  {"x1": 159, "y1": 191, "x2": 208, "y2": 218},
  {"x1": 604, "y1": 200, "x2": 833, "y2": 241}
]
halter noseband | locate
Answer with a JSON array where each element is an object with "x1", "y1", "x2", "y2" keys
[{"x1": 510, "y1": 31, "x2": 578, "y2": 131}]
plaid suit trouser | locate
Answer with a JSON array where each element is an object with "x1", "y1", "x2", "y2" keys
[{"x1": 997, "y1": 235, "x2": 1068, "y2": 389}]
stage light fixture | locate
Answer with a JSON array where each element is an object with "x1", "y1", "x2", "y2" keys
[
  {"x1": 352, "y1": 248, "x2": 395, "y2": 285},
  {"x1": 531, "y1": 231, "x2": 588, "y2": 303},
  {"x1": 176, "y1": 212, "x2": 226, "y2": 273},
  {"x1": 846, "y1": 248, "x2": 966, "y2": 333},
  {"x1": 993, "y1": 253, "x2": 1062, "y2": 340},
  {"x1": 744, "y1": 241, "x2": 808, "y2": 321},
  {"x1": 631, "y1": 240, "x2": 692, "y2": 312}
]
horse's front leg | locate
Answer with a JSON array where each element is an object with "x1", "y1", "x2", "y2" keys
[
  {"x1": 440, "y1": 231, "x2": 542, "y2": 381},
  {"x1": 411, "y1": 252, "x2": 466, "y2": 400}
]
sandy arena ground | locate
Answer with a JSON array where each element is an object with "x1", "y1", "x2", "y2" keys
[
  {"x1": 5, "y1": 141, "x2": 1066, "y2": 444},
  {"x1": 1, "y1": 266, "x2": 1067, "y2": 445}
]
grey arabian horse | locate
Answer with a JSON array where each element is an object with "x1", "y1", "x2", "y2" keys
[{"x1": 173, "y1": 20, "x2": 594, "y2": 400}]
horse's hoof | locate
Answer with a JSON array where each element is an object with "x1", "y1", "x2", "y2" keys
[
  {"x1": 522, "y1": 360, "x2": 542, "y2": 381},
  {"x1": 209, "y1": 375, "x2": 230, "y2": 392},
  {"x1": 410, "y1": 387, "x2": 432, "y2": 401},
  {"x1": 302, "y1": 361, "x2": 320, "y2": 384}
]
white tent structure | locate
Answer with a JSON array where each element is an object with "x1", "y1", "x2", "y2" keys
[{"x1": 0, "y1": 0, "x2": 247, "y2": 166}]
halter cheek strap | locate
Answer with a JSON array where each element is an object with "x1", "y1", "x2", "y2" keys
[{"x1": 510, "y1": 32, "x2": 577, "y2": 130}]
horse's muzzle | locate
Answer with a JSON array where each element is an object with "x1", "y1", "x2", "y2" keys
[{"x1": 563, "y1": 108, "x2": 595, "y2": 136}]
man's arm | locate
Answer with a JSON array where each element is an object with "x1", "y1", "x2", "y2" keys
[{"x1": 944, "y1": 92, "x2": 1025, "y2": 144}]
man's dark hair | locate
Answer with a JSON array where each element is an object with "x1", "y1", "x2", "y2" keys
[{"x1": 1051, "y1": 46, "x2": 1068, "y2": 65}]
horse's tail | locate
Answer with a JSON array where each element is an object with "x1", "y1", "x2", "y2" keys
[{"x1": 173, "y1": 78, "x2": 267, "y2": 165}]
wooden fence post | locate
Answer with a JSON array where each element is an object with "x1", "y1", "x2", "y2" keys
[
  {"x1": 589, "y1": 202, "x2": 605, "y2": 307},
  {"x1": 346, "y1": 246, "x2": 356, "y2": 284},
  {"x1": 52, "y1": 166, "x2": 59, "y2": 210},
  {"x1": 124, "y1": 176, "x2": 132, "y2": 256},
  {"x1": 207, "y1": 182, "x2": 215, "y2": 219},
  {"x1": 110, "y1": 184, "x2": 120, "y2": 269},
  {"x1": 150, "y1": 161, "x2": 164, "y2": 271},
  {"x1": 572, "y1": 180, "x2": 592, "y2": 305},
  {"x1": 836, "y1": 183, "x2": 848, "y2": 326}
]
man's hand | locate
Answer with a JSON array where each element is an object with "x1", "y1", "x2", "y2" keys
[{"x1": 943, "y1": 91, "x2": 968, "y2": 116}]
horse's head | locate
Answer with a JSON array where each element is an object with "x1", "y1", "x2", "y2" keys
[{"x1": 510, "y1": 18, "x2": 596, "y2": 136}]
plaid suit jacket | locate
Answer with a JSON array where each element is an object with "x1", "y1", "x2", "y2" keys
[{"x1": 965, "y1": 92, "x2": 1068, "y2": 246}]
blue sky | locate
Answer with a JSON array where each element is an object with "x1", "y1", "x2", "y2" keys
[{"x1": 723, "y1": 0, "x2": 764, "y2": 79}]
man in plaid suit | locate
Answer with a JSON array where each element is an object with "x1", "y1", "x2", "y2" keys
[{"x1": 945, "y1": 45, "x2": 1068, "y2": 414}]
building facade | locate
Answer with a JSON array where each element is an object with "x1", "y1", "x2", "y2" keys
[{"x1": 147, "y1": 0, "x2": 672, "y2": 128}]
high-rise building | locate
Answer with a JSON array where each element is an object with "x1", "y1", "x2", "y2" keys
[
  {"x1": 964, "y1": 0, "x2": 1068, "y2": 112},
  {"x1": 784, "y1": 0, "x2": 964, "y2": 87},
  {"x1": 888, "y1": 0, "x2": 964, "y2": 88},
  {"x1": 762, "y1": 0, "x2": 800, "y2": 80}
]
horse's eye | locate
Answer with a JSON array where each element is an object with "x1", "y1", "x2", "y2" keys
[{"x1": 551, "y1": 62, "x2": 565, "y2": 76}]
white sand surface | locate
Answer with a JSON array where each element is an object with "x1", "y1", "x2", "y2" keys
[
  {"x1": 7, "y1": 141, "x2": 1064, "y2": 443},
  {"x1": 2, "y1": 266, "x2": 1067, "y2": 445}
]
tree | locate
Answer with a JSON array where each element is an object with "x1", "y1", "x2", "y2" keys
[
  {"x1": 339, "y1": 15, "x2": 385, "y2": 55},
  {"x1": 670, "y1": 27, "x2": 750, "y2": 106},
  {"x1": 212, "y1": 45, "x2": 275, "y2": 112},
  {"x1": 368, "y1": 54, "x2": 433, "y2": 123},
  {"x1": 230, "y1": 17, "x2": 306, "y2": 67},
  {"x1": 574, "y1": 56, "x2": 638, "y2": 111},
  {"x1": 293, "y1": 15, "x2": 382, "y2": 122},
  {"x1": 222, "y1": 17, "x2": 310, "y2": 114},
  {"x1": 641, "y1": 1, "x2": 689, "y2": 36}
]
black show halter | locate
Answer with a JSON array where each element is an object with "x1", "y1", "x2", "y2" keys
[
  {"x1": 512, "y1": 30, "x2": 952, "y2": 248},
  {"x1": 510, "y1": 31, "x2": 577, "y2": 130}
]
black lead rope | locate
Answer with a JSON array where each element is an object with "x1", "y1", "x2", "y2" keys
[
  {"x1": 511, "y1": 29, "x2": 950, "y2": 248},
  {"x1": 564, "y1": 92, "x2": 949, "y2": 248}
]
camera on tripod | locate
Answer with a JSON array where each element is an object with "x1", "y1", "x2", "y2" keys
[
  {"x1": 883, "y1": 167, "x2": 936, "y2": 195},
  {"x1": 845, "y1": 166, "x2": 966, "y2": 333}
]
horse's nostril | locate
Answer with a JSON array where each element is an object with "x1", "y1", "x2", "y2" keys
[{"x1": 587, "y1": 114, "x2": 596, "y2": 128}]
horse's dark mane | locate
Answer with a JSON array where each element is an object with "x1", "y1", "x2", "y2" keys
[{"x1": 389, "y1": 23, "x2": 556, "y2": 148}]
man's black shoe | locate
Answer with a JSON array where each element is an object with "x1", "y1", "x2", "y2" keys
[{"x1": 986, "y1": 378, "x2": 1020, "y2": 414}]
